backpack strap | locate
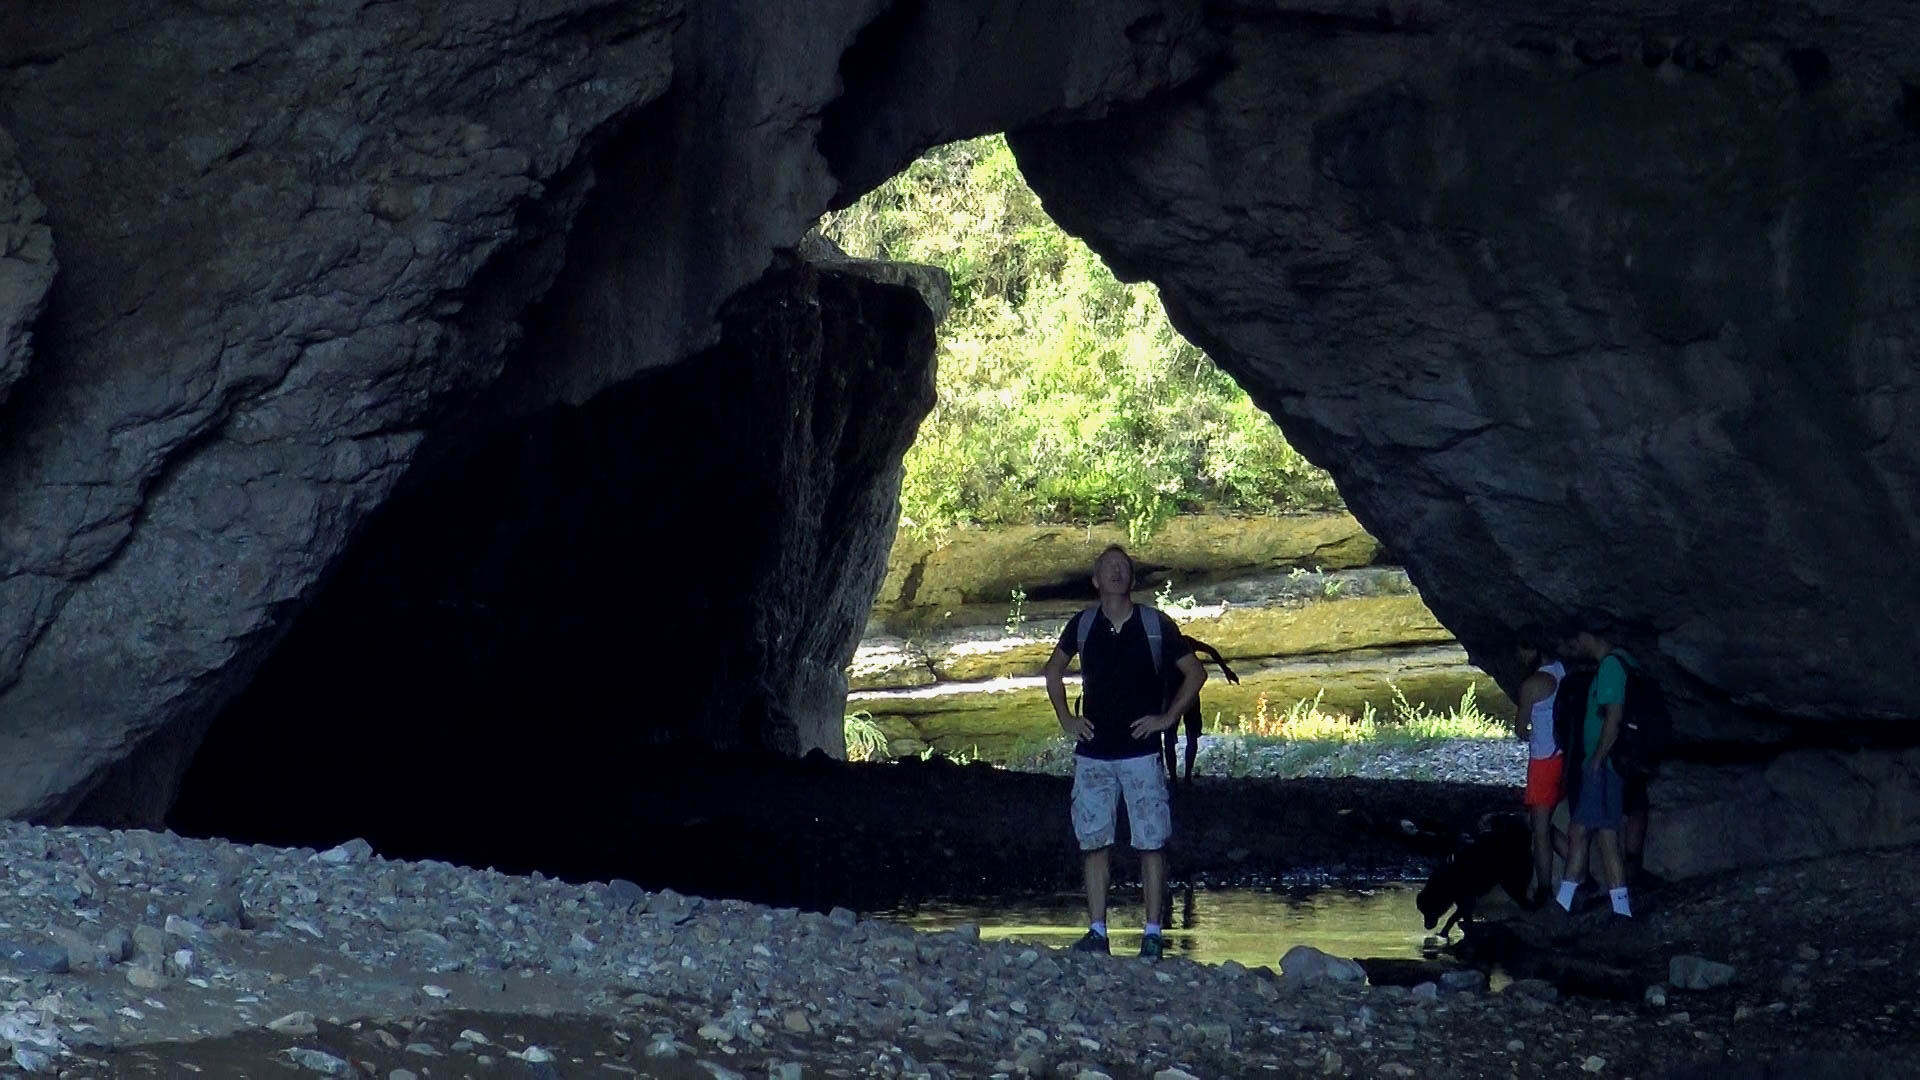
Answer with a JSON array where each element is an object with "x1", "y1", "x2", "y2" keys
[
  {"x1": 1140, "y1": 604, "x2": 1163, "y2": 674},
  {"x1": 1074, "y1": 604, "x2": 1164, "y2": 674},
  {"x1": 1075, "y1": 606, "x2": 1098, "y2": 660}
]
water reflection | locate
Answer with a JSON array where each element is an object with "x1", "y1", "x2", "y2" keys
[{"x1": 880, "y1": 883, "x2": 1431, "y2": 968}]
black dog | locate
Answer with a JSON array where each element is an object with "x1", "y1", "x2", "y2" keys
[
  {"x1": 1162, "y1": 636, "x2": 1238, "y2": 783},
  {"x1": 1415, "y1": 813, "x2": 1536, "y2": 938}
]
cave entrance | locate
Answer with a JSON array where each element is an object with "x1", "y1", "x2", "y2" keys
[
  {"x1": 163, "y1": 254, "x2": 940, "y2": 888},
  {"x1": 160, "y1": 133, "x2": 1361, "y2": 898},
  {"x1": 815, "y1": 134, "x2": 1340, "y2": 555}
]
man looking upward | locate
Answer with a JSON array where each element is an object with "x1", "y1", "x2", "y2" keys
[{"x1": 1044, "y1": 545, "x2": 1206, "y2": 959}]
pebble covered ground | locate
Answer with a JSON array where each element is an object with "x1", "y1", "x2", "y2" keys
[
  {"x1": 1203, "y1": 737, "x2": 1526, "y2": 786},
  {"x1": 0, "y1": 818, "x2": 1912, "y2": 1078},
  {"x1": 1012, "y1": 735, "x2": 1527, "y2": 787}
]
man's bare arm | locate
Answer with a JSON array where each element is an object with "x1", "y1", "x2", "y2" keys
[
  {"x1": 1131, "y1": 653, "x2": 1206, "y2": 739},
  {"x1": 1045, "y1": 647, "x2": 1093, "y2": 741},
  {"x1": 1592, "y1": 702, "x2": 1623, "y2": 767}
]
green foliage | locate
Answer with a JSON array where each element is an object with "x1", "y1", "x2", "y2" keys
[
  {"x1": 1383, "y1": 684, "x2": 1508, "y2": 742},
  {"x1": 1226, "y1": 685, "x2": 1505, "y2": 746},
  {"x1": 819, "y1": 135, "x2": 1340, "y2": 538},
  {"x1": 843, "y1": 711, "x2": 889, "y2": 763},
  {"x1": 1005, "y1": 585, "x2": 1026, "y2": 636}
]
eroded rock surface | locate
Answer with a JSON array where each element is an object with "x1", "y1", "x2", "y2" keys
[
  {"x1": 872, "y1": 513, "x2": 1381, "y2": 627},
  {"x1": 162, "y1": 257, "x2": 938, "y2": 836},
  {"x1": 0, "y1": 0, "x2": 1207, "y2": 822},
  {"x1": 1648, "y1": 748, "x2": 1920, "y2": 880},
  {"x1": 1, "y1": 0, "x2": 1917, "y2": 829},
  {"x1": 0, "y1": 126, "x2": 54, "y2": 405},
  {"x1": 1010, "y1": 4, "x2": 1920, "y2": 747},
  {"x1": 0, "y1": 0, "x2": 680, "y2": 821}
]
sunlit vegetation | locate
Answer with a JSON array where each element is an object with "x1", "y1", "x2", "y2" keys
[
  {"x1": 819, "y1": 135, "x2": 1340, "y2": 540},
  {"x1": 1228, "y1": 685, "x2": 1504, "y2": 744},
  {"x1": 851, "y1": 685, "x2": 1506, "y2": 774},
  {"x1": 842, "y1": 711, "x2": 889, "y2": 763}
]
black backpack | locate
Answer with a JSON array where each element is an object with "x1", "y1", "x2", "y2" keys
[
  {"x1": 1611, "y1": 653, "x2": 1672, "y2": 778},
  {"x1": 1551, "y1": 667, "x2": 1593, "y2": 772}
]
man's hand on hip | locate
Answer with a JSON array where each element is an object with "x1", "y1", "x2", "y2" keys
[
  {"x1": 1129, "y1": 713, "x2": 1173, "y2": 739},
  {"x1": 1060, "y1": 714, "x2": 1094, "y2": 741}
]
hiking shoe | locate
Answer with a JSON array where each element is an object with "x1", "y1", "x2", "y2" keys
[
  {"x1": 1138, "y1": 932, "x2": 1164, "y2": 961},
  {"x1": 1069, "y1": 929, "x2": 1110, "y2": 955}
]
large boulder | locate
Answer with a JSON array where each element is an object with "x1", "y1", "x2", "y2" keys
[
  {"x1": 1010, "y1": 6, "x2": 1920, "y2": 749},
  {"x1": 1647, "y1": 749, "x2": 1920, "y2": 880}
]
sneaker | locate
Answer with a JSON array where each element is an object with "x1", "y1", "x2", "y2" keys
[
  {"x1": 1138, "y1": 932, "x2": 1164, "y2": 961},
  {"x1": 1069, "y1": 929, "x2": 1110, "y2": 955}
]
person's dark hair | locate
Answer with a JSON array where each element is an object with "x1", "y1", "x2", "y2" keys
[{"x1": 1516, "y1": 626, "x2": 1558, "y2": 668}]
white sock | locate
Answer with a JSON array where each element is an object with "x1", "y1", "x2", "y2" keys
[
  {"x1": 1555, "y1": 880, "x2": 1577, "y2": 911},
  {"x1": 1090, "y1": 921, "x2": 1107, "y2": 938},
  {"x1": 1144, "y1": 922, "x2": 1161, "y2": 937},
  {"x1": 1609, "y1": 887, "x2": 1632, "y2": 917}
]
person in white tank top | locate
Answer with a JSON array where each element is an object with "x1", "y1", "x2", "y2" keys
[{"x1": 1512, "y1": 641, "x2": 1565, "y2": 906}]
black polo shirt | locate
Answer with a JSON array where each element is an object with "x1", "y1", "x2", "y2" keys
[{"x1": 1058, "y1": 605, "x2": 1191, "y2": 760}]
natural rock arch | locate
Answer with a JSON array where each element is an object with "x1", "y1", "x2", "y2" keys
[{"x1": 0, "y1": 1, "x2": 1914, "y2": 865}]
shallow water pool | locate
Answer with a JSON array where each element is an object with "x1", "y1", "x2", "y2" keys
[{"x1": 878, "y1": 883, "x2": 1434, "y2": 968}]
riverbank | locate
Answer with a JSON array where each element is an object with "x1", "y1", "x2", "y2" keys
[
  {"x1": 7, "y1": 813, "x2": 1915, "y2": 1078},
  {"x1": 1007, "y1": 735, "x2": 1526, "y2": 787},
  {"x1": 850, "y1": 513, "x2": 1502, "y2": 764}
]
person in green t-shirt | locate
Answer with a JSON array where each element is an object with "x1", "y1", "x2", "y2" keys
[{"x1": 1555, "y1": 628, "x2": 1634, "y2": 918}]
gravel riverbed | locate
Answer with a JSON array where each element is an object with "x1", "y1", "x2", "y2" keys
[
  {"x1": 1192, "y1": 736, "x2": 1527, "y2": 787},
  {"x1": 1005, "y1": 736, "x2": 1528, "y2": 788},
  {"x1": 0, "y1": 815, "x2": 1911, "y2": 1078}
]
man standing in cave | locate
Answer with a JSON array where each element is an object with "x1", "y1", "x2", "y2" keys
[
  {"x1": 1044, "y1": 545, "x2": 1207, "y2": 960},
  {"x1": 1556, "y1": 627, "x2": 1635, "y2": 918}
]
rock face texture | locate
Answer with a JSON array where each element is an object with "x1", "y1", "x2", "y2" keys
[
  {"x1": 0, "y1": 1, "x2": 679, "y2": 821},
  {"x1": 1010, "y1": 3, "x2": 1920, "y2": 746},
  {"x1": 1648, "y1": 749, "x2": 1920, "y2": 880},
  {"x1": 0, "y1": 0, "x2": 1210, "y2": 822},
  {"x1": 871, "y1": 512, "x2": 1381, "y2": 629},
  {"x1": 3, "y1": 0, "x2": 1918, "y2": 838},
  {"x1": 0, "y1": 129, "x2": 54, "y2": 406},
  {"x1": 166, "y1": 258, "x2": 937, "y2": 841}
]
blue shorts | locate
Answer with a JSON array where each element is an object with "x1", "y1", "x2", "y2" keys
[{"x1": 1571, "y1": 762, "x2": 1626, "y2": 830}]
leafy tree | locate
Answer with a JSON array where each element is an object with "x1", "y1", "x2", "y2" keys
[{"x1": 821, "y1": 136, "x2": 1340, "y2": 538}]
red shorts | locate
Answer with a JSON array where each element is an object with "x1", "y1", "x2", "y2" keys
[{"x1": 1524, "y1": 754, "x2": 1564, "y2": 809}]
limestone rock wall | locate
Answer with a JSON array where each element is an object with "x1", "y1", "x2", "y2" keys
[
  {"x1": 0, "y1": 0, "x2": 681, "y2": 821},
  {"x1": 3, "y1": 0, "x2": 1918, "y2": 833},
  {"x1": 1648, "y1": 750, "x2": 1920, "y2": 880},
  {"x1": 0, "y1": 0, "x2": 1208, "y2": 822},
  {"x1": 871, "y1": 512, "x2": 1380, "y2": 630},
  {"x1": 1010, "y1": 3, "x2": 1920, "y2": 747},
  {"x1": 166, "y1": 258, "x2": 937, "y2": 839},
  {"x1": 0, "y1": 128, "x2": 54, "y2": 405}
]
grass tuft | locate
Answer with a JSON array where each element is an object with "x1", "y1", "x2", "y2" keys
[
  {"x1": 843, "y1": 711, "x2": 889, "y2": 763},
  {"x1": 1225, "y1": 684, "x2": 1505, "y2": 746}
]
